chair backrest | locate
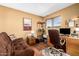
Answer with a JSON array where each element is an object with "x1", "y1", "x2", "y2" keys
[
  {"x1": 48, "y1": 29, "x2": 62, "y2": 49},
  {"x1": 0, "y1": 32, "x2": 12, "y2": 56}
]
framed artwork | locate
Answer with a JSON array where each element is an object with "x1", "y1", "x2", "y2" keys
[
  {"x1": 75, "y1": 20, "x2": 79, "y2": 27},
  {"x1": 68, "y1": 20, "x2": 75, "y2": 27},
  {"x1": 23, "y1": 18, "x2": 32, "y2": 31}
]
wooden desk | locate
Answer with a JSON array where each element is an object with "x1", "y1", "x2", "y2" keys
[{"x1": 66, "y1": 37, "x2": 79, "y2": 56}]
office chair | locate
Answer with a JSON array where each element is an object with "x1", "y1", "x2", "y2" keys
[{"x1": 48, "y1": 29, "x2": 66, "y2": 52}]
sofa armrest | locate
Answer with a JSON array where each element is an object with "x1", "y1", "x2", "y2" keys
[{"x1": 13, "y1": 48, "x2": 34, "y2": 56}]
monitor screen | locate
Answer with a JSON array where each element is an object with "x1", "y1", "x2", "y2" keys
[{"x1": 60, "y1": 28, "x2": 70, "y2": 35}]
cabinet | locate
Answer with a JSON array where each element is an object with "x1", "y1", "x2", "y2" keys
[{"x1": 66, "y1": 37, "x2": 79, "y2": 56}]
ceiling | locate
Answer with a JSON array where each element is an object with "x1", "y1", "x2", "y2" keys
[{"x1": 0, "y1": 3, "x2": 74, "y2": 17}]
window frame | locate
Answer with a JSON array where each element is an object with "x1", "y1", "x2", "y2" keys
[{"x1": 46, "y1": 16, "x2": 62, "y2": 28}]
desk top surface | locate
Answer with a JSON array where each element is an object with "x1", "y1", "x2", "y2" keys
[{"x1": 67, "y1": 36, "x2": 79, "y2": 39}]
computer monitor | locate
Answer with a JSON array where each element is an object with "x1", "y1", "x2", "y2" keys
[{"x1": 60, "y1": 28, "x2": 70, "y2": 35}]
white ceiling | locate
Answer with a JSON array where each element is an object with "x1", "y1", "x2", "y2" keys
[{"x1": 0, "y1": 3, "x2": 74, "y2": 17}]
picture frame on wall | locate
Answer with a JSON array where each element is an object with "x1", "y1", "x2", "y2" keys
[
  {"x1": 68, "y1": 20, "x2": 75, "y2": 27},
  {"x1": 23, "y1": 18, "x2": 32, "y2": 31}
]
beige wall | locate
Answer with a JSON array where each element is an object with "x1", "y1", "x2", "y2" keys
[
  {"x1": 0, "y1": 3, "x2": 79, "y2": 38},
  {"x1": 0, "y1": 7, "x2": 6, "y2": 32},
  {"x1": 0, "y1": 5, "x2": 43, "y2": 38},
  {"x1": 44, "y1": 4, "x2": 79, "y2": 27},
  {"x1": 0, "y1": 10, "x2": 3, "y2": 32}
]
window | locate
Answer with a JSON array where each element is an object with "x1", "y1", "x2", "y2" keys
[
  {"x1": 46, "y1": 19, "x2": 53, "y2": 28},
  {"x1": 46, "y1": 16, "x2": 62, "y2": 28},
  {"x1": 53, "y1": 16, "x2": 62, "y2": 27}
]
